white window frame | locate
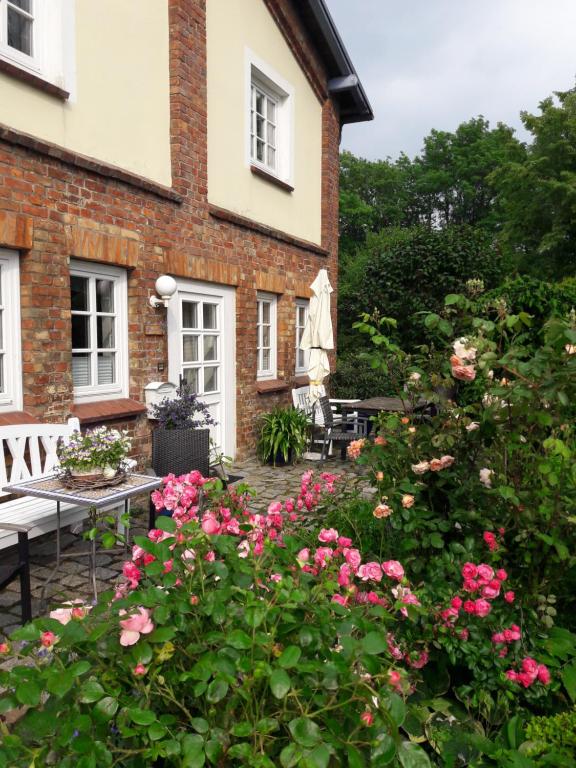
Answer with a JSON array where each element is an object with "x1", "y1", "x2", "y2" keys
[
  {"x1": 245, "y1": 49, "x2": 294, "y2": 186},
  {"x1": 0, "y1": 248, "x2": 22, "y2": 412},
  {"x1": 256, "y1": 292, "x2": 277, "y2": 381},
  {"x1": 70, "y1": 260, "x2": 128, "y2": 404},
  {"x1": 0, "y1": 0, "x2": 73, "y2": 92},
  {"x1": 295, "y1": 299, "x2": 309, "y2": 375}
]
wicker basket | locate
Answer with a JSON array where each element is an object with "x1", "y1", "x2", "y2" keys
[{"x1": 152, "y1": 427, "x2": 210, "y2": 479}]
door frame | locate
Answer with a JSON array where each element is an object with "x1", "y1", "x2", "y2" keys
[{"x1": 167, "y1": 279, "x2": 236, "y2": 460}]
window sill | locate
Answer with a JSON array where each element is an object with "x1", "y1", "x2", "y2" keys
[
  {"x1": 256, "y1": 379, "x2": 289, "y2": 394},
  {"x1": 250, "y1": 164, "x2": 294, "y2": 193},
  {"x1": 293, "y1": 375, "x2": 309, "y2": 387},
  {"x1": 71, "y1": 398, "x2": 147, "y2": 425},
  {"x1": 0, "y1": 56, "x2": 69, "y2": 100},
  {"x1": 0, "y1": 410, "x2": 39, "y2": 426}
]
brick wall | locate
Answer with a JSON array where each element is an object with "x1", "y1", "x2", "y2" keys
[{"x1": 0, "y1": 0, "x2": 341, "y2": 464}]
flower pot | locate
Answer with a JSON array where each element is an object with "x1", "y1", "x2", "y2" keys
[
  {"x1": 152, "y1": 427, "x2": 210, "y2": 479},
  {"x1": 70, "y1": 467, "x2": 105, "y2": 481},
  {"x1": 268, "y1": 449, "x2": 293, "y2": 467}
]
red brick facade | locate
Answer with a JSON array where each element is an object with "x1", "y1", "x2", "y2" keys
[{"x1": 0, "y1": 0, "x2": 341, "y2": 464}]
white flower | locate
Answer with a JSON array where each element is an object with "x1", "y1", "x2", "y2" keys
[
  {"x1": 466, "y1": 422, "x2": 480, "y2": 432},
  {"x1": 411, "y1": 461, "x2": 430, "y2": 475},
  {"x1": 409, "y1": 372, "x2": 421, "y2": 382},
  {"x1": 453, "y1": 338, "x2": 477, "y2": 362},
  {"x1": 479, "y1": 468, "x2": 493, "y2": 488},
  {"x1": 565, "y1": 344, "x2": 576, "y2": 355}
]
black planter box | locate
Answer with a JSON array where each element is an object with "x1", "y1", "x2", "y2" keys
[{"x1": 152, "y1": 427, "x2": 210, "y2": 478}]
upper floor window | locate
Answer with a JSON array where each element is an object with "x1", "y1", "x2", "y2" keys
[
  {"x1": 0, "y1": 0, "x2": 70, "y2": 91},
  {"x1": 295, "y1": 299, "x2": 309, "y2": 375},
  {"x1": 0, "y1": 249, "x2": 22, "y2": 412},
  {"x1": 70, "y1": 261, "x2": 128, "y2": 403},
  {"x1": 247, "y1": 53, "x2": 293, "y2": 187},
  {"x1": 256, "y1": 292, "x2": 277, "y2": 380}
]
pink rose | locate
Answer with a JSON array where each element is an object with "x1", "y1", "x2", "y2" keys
[
  {"x1": 201, "y1": 514, "x2": 220, "y2": 535},
  {"x1": 461, "y1": 562, "x2": 478, "y2": 580},
  {"x1": 537, "y1": 665, "x2": 551, "y2": 685},
  {"x1": 451, "y1": 596, "x2": 463, "y2": 610},
  {"x1": 133, "y1": 663, "x2": 147, "y2": 676},
  {"x1": 338, "y1": 563, "x2": 352, "y2": 587},
  {"x1": 297, "y1": 548, "x2": 310, "y2": 564},
  {"x1": 492, "y1": 632, "x2": 505, "y2": 644},
  {"x1": 440, "y1": 455, "x2": 455, "y2": 469},
  {"x1": 504, "y1": 591, "x2": 515, "y2": 604},
  {"x1": 344, "y1": 548, "x2": 362, "y2": 571},
  {"x1": 477, "y1": 564, "x2": 494, "y2": 583},
  {"x1": 357, "y1": 562, "x2": 383, "y2": 582},
  {"x1": 411, "y1": 461, "x2": 430, "y2": 475},
  {"x1": 314, "y1": 547, "x2": 334, "y2": 568},
  {"x1": 482, "y1": 580, "x2": 501, "y2": 599},
  {"x1": 373, "y1": 503, "x2": 392, "y2": 519},
  {"x1": 463, "y1": 579, "x2": 479, "y2": 592},
  {"x1": 505, "y1": 670, "x2": 518, "y2": 682},
  {"x1": 40, "y1": 631, "x2": 58, "y2": 648},
  {"x1": 388, "y1": 670, "x2": 402, "y2": 691},
  {"x1": 452, "y1": 364, "x2": 477, "y2": 382},
  {"x1": 119, "y1": 607, "x2": 154, "y2": 647},
  {"x1": 483, "y1": 531, "x2": 498, "y2": 551},
  {"x1": 463, "y1": 600, "x2": 476, "y2": 614},
  {"x1": 331, "y1": 594, "x2": 348, "y2": 607},
  {"x1": 360, "y1": 711, "x2": 374, "y2": 727},
  {"x1": 401, "y1": 494, "x2": 415, "y2": 509},
  {"x1": 0, "y1": 643, "x2": 9, "y2": 654},
  {"x1": 459, "y1": 628, "x2": 469, "y2": 641},
  {"x1": 318, "y1": 528, "x2": 339, "y2": 543},
  {"x1": 382, "y1": 560, "x2": 404, "y2": 581},
  {"x1": 338, "y1": 536, "x2": 352, "y2": 547},
  {"x1": 496, "y1": 569, "x2": 508, "y2": 581},
  {"x1": 474, "y1": 599, "x2": 491, "y2": 618},
  {"x1": 429, "y1": 458, "x2": 443, "y2": 472},
  {"x1": 521, "y1": 657, "x2": 539, "y2": 683}
]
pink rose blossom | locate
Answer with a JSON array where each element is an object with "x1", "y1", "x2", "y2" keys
[
  {"x1": 373, "y1": 503, "x2": 392, "y2": 519},
  {"x1": 477, "y1": 564, "x2": 494, "y2": 583},
  {"x1": 504, "y1": 591, "x2": 515, "y2": 603},
  {"x1": 474, "y1": 599, "x2": 491, "y2": 618},
  {"x1": 479, "y1": 468, "x2": 493, "y2": 488},
  {"x1": 318, "y1": 528, "x2": 339, "y2": 543},
  {"x1": 537, "y1": 665, "x2": 551, "y2": 685},
  {"x1": 462, "y1": 562, "x2": 478, "y2": 580},
  {"x1": 382, "y1": 560, "x2": 404, "y2": 581},
  {"x1": 429, "y1": 458, "x2": 443, "y2": 471},
  {"x1": 451, "y1": 596, "x2": 463, "y2": 610},
  {"x1": 411, "y1": 461, "x2": 430, "y2": 475},
  {"x1": 0, "y1": 643, "x2": 9, "y2": 653},
  {"x1": 496, "y1": 569, "x2": 508, "y2": 581},
  {"x1": 452, "y1": 364, "x2": 477, "y2": 382},
  {"x1": 338, "y1": 563, "x2": 353, "y2": 587},
  {"x1": 463, "y1": 579, "x2": 479, "y2": 592},
  {"x1": 360, "y1": 711, "x2": 374, "y2": 727},
  {"x1": 440, "y1": 455, "x2": 455, "y2": 469},
  {"x1": 463, "y1": 600, "x2": 476, "y2": 614},
  {"x1": 344, "y1": 548, "x2": 362, "y2": 571},
  {"x1": 331, "y1": 593, "x2": 348, "y2": 607},
  {"x1": 401, "y1": 494, "x2": 415, "y2": 509},
  {"x1": 119, "y1": 607, "x2": 154, "y2": 647},
  {"x1": 201, "y1": 514, "x2": 220, "y2": 535},
  {"x1": 483, "y1": 531, "x2": 498, "y2": 551},
  {"x1": 505, "y1": 670, "x2": 518, "y2": 682},
  {"x1": 133, "y1": 664, "x2": 147, "y2": 676},
  {"x1": 40, "y1": 631, "x2": 58, "y2": 648},
  {"x1": 357, "y1": 562, "x2": 383, "y2": 582},
  {"x1": 388, "y1": 670, "x2": 402, "y2": 691},
  {"x1": 338, "y1": 536, "x2": 352, "y2": 547},
  {"x1": 314, "y1": 547, "x2": 334, "y2": 568},
  {"x1": 297, "y1": 548, "x2": 310, "y2": 564}
]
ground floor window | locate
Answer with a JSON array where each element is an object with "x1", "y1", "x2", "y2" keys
[
  {"x1": 70, "y1": 260, "x2": 128, "y2": 402},
  {"x1": 257, "y1": 292, "x2": 277, "y2": 380},
  {"x1": 0, "y1": 248, "x2": 22, "y2": 411},
  {"x1": 295, "y1": 299, "x2": 309, "y2": 374}
]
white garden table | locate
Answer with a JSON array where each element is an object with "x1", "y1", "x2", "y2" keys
[{"x1": 3, "y1": 473, "x2": 161, "y2": 605}]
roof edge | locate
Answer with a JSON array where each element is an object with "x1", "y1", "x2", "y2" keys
[{"x1": 303, "y1": 0, "x2": 373, "y2": 124}]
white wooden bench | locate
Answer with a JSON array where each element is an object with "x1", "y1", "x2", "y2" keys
[{"x1": 0, "y1": 418, "x2": 128, "y2": 550}]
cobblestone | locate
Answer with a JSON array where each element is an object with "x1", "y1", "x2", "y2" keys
[{"x1": 0, "y1": 456, "x2": 371, "y2": 634}]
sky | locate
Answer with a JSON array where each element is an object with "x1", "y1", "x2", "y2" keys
[{"x1": 325, "y1": 0, "x2": 576, "y2": 161}]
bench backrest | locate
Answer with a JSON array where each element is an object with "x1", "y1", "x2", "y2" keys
[{"x1": 0, "y1": 418, "x2": 80, "y2": 498}]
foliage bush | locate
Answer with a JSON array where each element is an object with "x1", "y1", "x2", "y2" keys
[{"x1": 329, "y1": 352, "x2": 396, "y2": 400}]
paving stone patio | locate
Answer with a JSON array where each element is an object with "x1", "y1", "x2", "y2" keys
[{"x1": 0, "y1": 456, "x2": 373, "y2": 635}]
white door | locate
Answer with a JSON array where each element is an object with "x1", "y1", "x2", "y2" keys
[{"x1": 168, "y1": 280, "x2": 236, "y2": 459}]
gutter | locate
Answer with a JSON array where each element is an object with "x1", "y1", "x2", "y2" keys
[{"x1": 303, "y1": 0, "x2": 374, "y2": 123}]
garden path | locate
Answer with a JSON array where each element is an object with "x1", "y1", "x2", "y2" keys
[{"x1": 0, "y1": 456, "x2": 372, "y2": 635}]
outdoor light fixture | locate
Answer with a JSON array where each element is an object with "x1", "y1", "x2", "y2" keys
[{"x1": 149, "y1": 275, "x2": 177, "y2": 308}]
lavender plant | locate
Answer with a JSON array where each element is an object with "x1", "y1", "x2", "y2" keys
[{"x1": 151, "y1": 384, "x2": 216, "y2": 430}]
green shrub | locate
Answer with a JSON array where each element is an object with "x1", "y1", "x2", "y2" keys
[{"x1": 330, "y1": 352, "x2": 396, "y2": 400}]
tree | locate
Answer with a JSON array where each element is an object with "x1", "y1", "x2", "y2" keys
[{"x1": 493, "y1": 86, "x2": 576, "y2": 277}]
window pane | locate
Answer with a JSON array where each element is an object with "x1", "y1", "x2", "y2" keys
[
  {"x1": 262, "y1": 349, "x2": 270, "y2": 371},
  {"x1": 97, "y1": 316, "x2": 115, "y2": 349},
  {"x1": 96, "y1": 279, "x2": 114, "y2": 313},
  {"x1": 0, "y1": 265, "x2": 3, "y2": 305},
  {"x1": 0, "y1": 312, "x2": 3, "y2": 352},
  {"x1": 204, "y1": 366, "x2": 218, "y2": 393},
  {"x1": 183, "y1": 335, "x2": 198, "y2": 362},
  {"x1": 71, "y1": 276, "x2": 89, "y2": 311},
  {"x1": 182, "y1": 302, "x2": 198, "y2": 329},
  {"x1": 72, "y1": 315, "x2": 90, "y2": 349},
  {"x1": 203, "y1": 303, "x2": 217, "y2": 330},
  {"x1": 267, "y1": 123, "x2": 275, "y2": 147},
  {"x1": 261, "y1": 301, "x2": 270, "y2": 324},
  {"x1": 298, "y1": 349, "x2": 305, "y2": 369},
  {"x1": 256, "y1": 92, "x2": 265, "y2": 115},
  {"x1": 262, "y1": 325, "x2": 270, "y2": 347},
  {"x1": 10, "y1": 0, "x2": 32, "y2": 11},
  {"x1": 204, "y1": 335, "x2": 217, "y2": 361},
  {"x1": 182, "y1": 367, "x2": 199, "y2": 392},
  {"x1": 8, "y1": 7, "x2": 32, "y2": 55},
  {"x1": 72, "y1": 354, "x2": 91, "y2": 387},
  {"x1": 256, "y1": 115, "x2": 265, "y2": 140},
  {"x1": 267, "y1": 147, "x2": 276, "y2": 168},
  {"x1": 0, "y1": 354, "x2": 4, "y2": 393},
  {"x1": 256, "y1": 139, "x2": 265, "y2": 162},
  {"x1": 267, "y1": 99, "x2": 276, "y2": 122},
  {"x1": 97, "y1": 352, "x2": 115, "y2": 385}
]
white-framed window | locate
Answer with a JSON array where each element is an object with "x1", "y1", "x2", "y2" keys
[
  {"x1": 0, "y1": 249, "x2": 22, "y2": 412},
  {"x1": 256, "y1": 292, "x2": 277, "y2": 380},
  {"x1": 246, "y1": 50, "x2": 293, "y2": 185},
  {"x1": 0, "y1": 0, "x2": 72, "y2": 91},
  {"x1": 295, "y1": 299, "x2": 309, "y2": 375},
  {"x1": 70, "y1": 261, "x2": 128, "y2": 403}
]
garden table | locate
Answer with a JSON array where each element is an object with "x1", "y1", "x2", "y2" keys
[
  {"x1": 340, "y1": 396, "x2": 412, "y2": 429},
  {"x1": 3, "y1": 473, "x2": 161, "y2": 606}
]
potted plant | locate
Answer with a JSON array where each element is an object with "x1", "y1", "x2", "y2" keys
[
  {"x1": 257, "y1": 405, "x2": 309, "y2": 466},
  {"x1": 57, "y1": 426, "x2": 132, "y2": 480},
  {"x1": 150, "y1": 384, "x2": 215, "y2": 478}
]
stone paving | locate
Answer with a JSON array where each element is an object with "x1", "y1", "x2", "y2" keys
[{"x1": 0, "y1": 456, "x2": 373, "y2": 636}]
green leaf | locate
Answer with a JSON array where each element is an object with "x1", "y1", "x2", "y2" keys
[
  {"x1": 147, "y1": 627, "x2": 176, "y2": 643},
  {"x1": 46, "y1": 670, "x2": 75, "y2": 698},
  {"x1": 244, "y1": 606, "x2": 265, "y2": 628},
  {"x1": 79, "y1": 681, "x2": 105, "y2": 703},
  {"x1": 347, "y1": 745, "x2": 366, "y2": 767},
  {"x1": 191, "y1": 717, "x2": 210, "y2": 734},
  {"x1": 148, "y1": 722, "x2": 168, "y2": 741},
  {"x1": 278, "y1": 645, "x2": 302, "y2": 669},
  {"x1": 383, "y1": 692, "x2": 406, "y2": 726},
  {"x1": 371, "y1": 734, "x2": 396, "y2": 765},
  {"x1": 95, "y1": 697, "x2": 118, "y2": 721},
  {"x1": 69, "y1": 660, "x2": 91, "y2": 677},
  {"x1": 280, "y1": 744, "x2": 302, "y2": 768},
  {"x1": 231, "y1": 722, "x2": 253, "y2": 737},
  {"x1": 270, "y1": 669, "x2": 291, "y2": 699},
  {"x1": 444, "y1": 294, "x2": 461, "y2": 306},
  {"x1": 361, "y1": 631, "x2": 388, "y2": 655},
  {"x1": 227, "y1": 629, "x2": 252, "y2": 649},
  {"x1": 398, "y1": 741, "x2": 431, "y2": 768},
  {"x1": 205, "y1": 738, "x2": 223, "y2": 765},
  {"x1": 155, "y1": 515, "x2": 177, "y2": 533},
  {"x1": 129, "y1": 708, "x2": 156, "y2": 725},
  {"x1": 10, "y1": 623, "x2": 40, "y2": 642},
  {"x1": 562, "y1": 661, "x2": 576, "y2": 702},
  {"x1": 304, "y1": 744, "x2": 331, "y2": 768},
  {"x1": 429, "y1": 533, "x2": 443, "y2": 549},
  {"x1": 15, "y1": 681, "x2": 41, "y2": 707},
  {"x1": 206, "y1": 678, "x2": 229, "y2": 703},
  {"x1": 288, "y1": 717, "x2": 321, "y2": 748},
  {"x1": 101, "y1": 532, "x2": 117, "y2": 549}
]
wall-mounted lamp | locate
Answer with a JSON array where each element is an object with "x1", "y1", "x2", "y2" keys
[{"x1": 149, "y1": 275, "x2": 177, "y2": 308}]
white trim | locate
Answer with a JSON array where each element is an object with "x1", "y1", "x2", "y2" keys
[
  {"x1": 245, "y1": 47, "x2": 294, "y2": 187},
  {"x1": 0, "y1": 248, "x2": 22, "y2": 412},
  {"x1": 0, "y1": 0, "x2": 74, "y2": 94},
  {"x1": 167, "y1": 279, "x2": 236, "y2": 460},
  {"x1": 256, "y1": 291, "x2": 277, "y2": 380},
  {"x1": 295, "y1": 298, "x2": 309, "y2": 375},
  {"x1": 70, "y1": 260, "x2": 128, "y2": 403}
]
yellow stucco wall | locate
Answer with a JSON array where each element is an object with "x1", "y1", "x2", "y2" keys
[
  {"x1": 0, "y1": 0, "x2": 172, "y2": 186},
  {"x1": 207, "y1": 0, "x2": 323, "y2": 246}
]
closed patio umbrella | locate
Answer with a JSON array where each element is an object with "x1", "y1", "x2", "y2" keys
[{"x1": 300, "y1": 268, "x2": 334, "y2": 401}]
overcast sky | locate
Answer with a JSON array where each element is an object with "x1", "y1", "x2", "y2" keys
[{"x1": 325, "y1": 0, "x2": 576, "y2": 161}]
